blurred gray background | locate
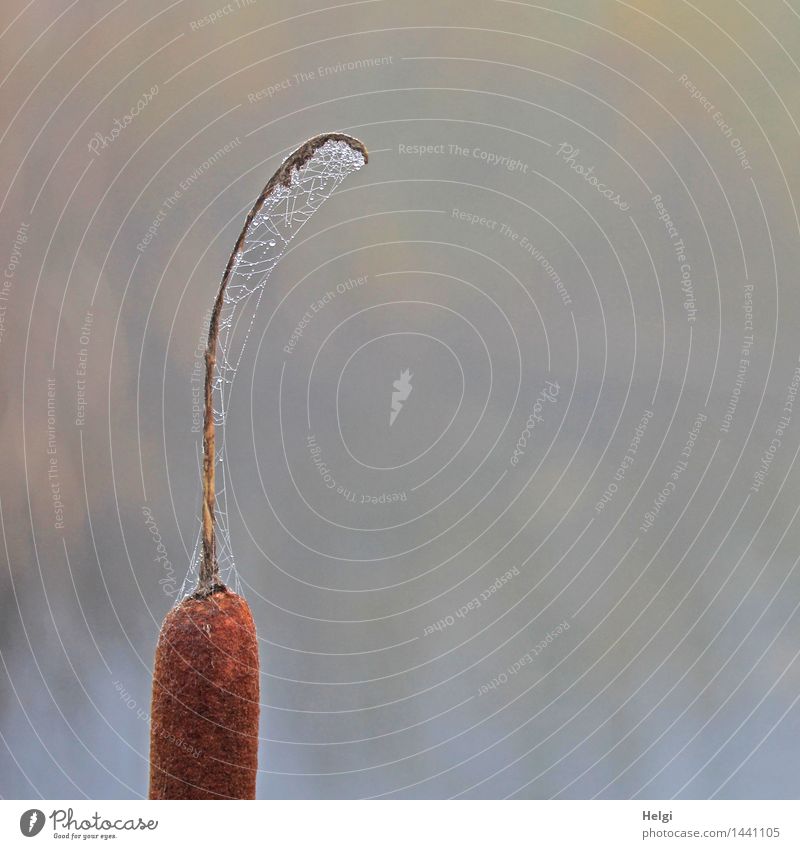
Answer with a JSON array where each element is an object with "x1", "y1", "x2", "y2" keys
[{"x1": 1, "y1": 0, "x2": 800, "y2": 799}]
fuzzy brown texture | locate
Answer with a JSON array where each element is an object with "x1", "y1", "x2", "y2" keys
[{"x1": 149, "y1": 587, "x2": 260, "y2": 799}]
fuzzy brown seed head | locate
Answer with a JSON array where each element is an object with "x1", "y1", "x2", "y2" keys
[{"x1": 149, "y1": 587, "x2": 260, "y2": 799}]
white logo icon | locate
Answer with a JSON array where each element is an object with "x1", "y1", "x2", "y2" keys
[
  {"x1": 390, "y1": 369, "x2": 413, "y2": 426},
  {"x1": 20, "y1": 808, "x2": 45, "y2": 837}
]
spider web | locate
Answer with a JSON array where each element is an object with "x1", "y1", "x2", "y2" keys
[{"x1": 180, "y1": 138, "x2": 367, "y2": 599}]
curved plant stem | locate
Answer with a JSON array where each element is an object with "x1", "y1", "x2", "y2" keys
[{"x1": 195, "y1": 133, "x2": 368, "y2": 597}]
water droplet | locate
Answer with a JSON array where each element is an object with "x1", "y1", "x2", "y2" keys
[{"x1": 269, "y1": 240, "x2": 276, "y2": 247}]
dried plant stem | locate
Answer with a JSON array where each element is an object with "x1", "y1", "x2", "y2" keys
[
  {"x1": 151, "y1": 131, "x2": 367, "y2": 800},
  {"x1": 195, "y1": 133, "x2": 368, "y2": 597},
  {"x1": 197, "y1": 292, "x2": 222, "y2": 596}
]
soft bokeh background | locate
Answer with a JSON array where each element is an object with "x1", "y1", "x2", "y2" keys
[{"x1": 1, "y1": 0, "x2": 800, "y2": 799}]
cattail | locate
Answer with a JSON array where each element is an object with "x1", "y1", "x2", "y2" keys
[
  {"x1": 148, "y1": 588, "x2": 260, "y2": 798},
  {"x1": 148, "y1": 133, "x2": 368, "y2": 799}
]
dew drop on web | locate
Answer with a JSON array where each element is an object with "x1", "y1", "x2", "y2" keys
[{"x1": 179, "y1": 138, "x2": 366, "y2": 599}]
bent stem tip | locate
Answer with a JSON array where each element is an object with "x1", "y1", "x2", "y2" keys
[{"x1": 195, "y1": 132, "x2": 368, "y2": 598}]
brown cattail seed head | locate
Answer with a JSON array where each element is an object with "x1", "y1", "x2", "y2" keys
[{"x1": 149, "y1": 587, "x2": 260, "y2": 799}]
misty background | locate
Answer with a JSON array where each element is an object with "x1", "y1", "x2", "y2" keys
[{"x1": 1, "y1": 0, "x2": 800, "y2": 798}]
